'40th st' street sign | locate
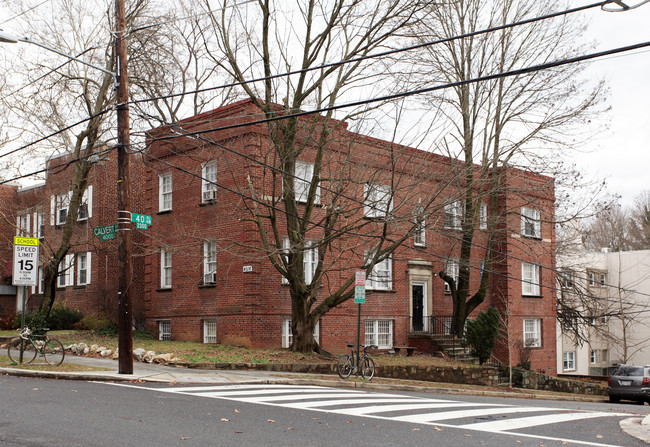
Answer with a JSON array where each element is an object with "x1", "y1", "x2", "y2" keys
[{"x1": 131, "y1": 213, "x2": 152, "y2": 230}]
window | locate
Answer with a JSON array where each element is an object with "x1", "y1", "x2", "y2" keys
[
  {"x1": 588, "y1": 271, "x2": 606, "y2": 287},
  {"x1": 17, "y1": 214, "x2": 30, "y2": 236},
  {"x1": 202, "y1": 161, "x2": 218, "y2": 203},
  {"x1": 203, "y1": 320, "x2": 217, "y2": 344},
  {"x1": 281, "y1": 239, "x2": 318, "y2": 285},
  {"x1": 413, "y1": 206, "x2": 426, "y2": 247},
  {"x1": 281, "y1": 319, "x2": 320, "y2": 348},
  {"x1": 159, "y1": 173, "x2": 172, "y2": 211},
  {"x1": 479, "y1": 203, "x2": 488, "y2": 230},
  {"x1": 521, "y1": 207, "x2": 541, "y2": 238},
  {"x1": 365, "y1": 319, "x2": 393, "y2": 349},
  {"x1": 294, "y1": 161, "x2": 320, "y2": 204},
  {"x1": 590, "y1": 350, "x2": 596, "y2": 364},
  {"x1": 522, "y1": 262, "x2": 540, "y2": 296},
  {"x1": 76, "y1": 252, "x2": 91, "y2": 286},
  {"x1": 78, "y1": 186, "x2": 93, "y2": 221},
  {"x1": 52, "y1": 192, "x2": 71, "y2": 225},
  {"x1": 365, "y1": 251, "x2": 392, "y2": 290},
  {"x1": 161, "y1": 248, "x2": 172, "y2": 288},
  {"x1": 158, "y1": 320, "x2": 171, "y2": 341},
  {"x1": 34, "y1": 211, "x2": 44, "y2": 239},
  {"x1": 442, "y1": 317, "x2": 453, "y2": 335},
  {"x1": 590, "y1": 314, "x2": 608, "y2": 325},
  {"x1": 444, "y1": 259, "x2": 459, "y2": 293},
  {"x1": 559, "y1": 270, "x2": 575, "y2": 289},
  {"x1": 444, "y1": 201, "x2": 463, "y2": 230},
  {"x1": 590, "y1": 349, "x2": 608, "y2": 364},
  {"x1": 364, "y1": 183, "x2": 392, "y2": 218},
  {"x1": 563, "y1": 351, "x2": 576, "y2": 371},
  {"x1": 203, "y1": 241, "x2": 217, "y2": 284},
  {"x1": 523, "y1": 318, "x2": 541, "y2": 348},
  {"x1": 57, "y1": 254, "x2": 74, "y2": 288}
]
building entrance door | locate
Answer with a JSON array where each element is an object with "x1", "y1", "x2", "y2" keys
[{"x1": 412, "y1": 282, "x2": 426, "y2": 331}]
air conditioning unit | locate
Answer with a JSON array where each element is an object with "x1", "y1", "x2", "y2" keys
[
  {"x1": 203, "y1": 189, "x2": 217, "y2": 202},
  {"x1": 204, "y1": 272, "x2": 216, "y2": 284}
]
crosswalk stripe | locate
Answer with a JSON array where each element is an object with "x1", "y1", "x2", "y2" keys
[
  {"x1": 218, "y1": 392, "x2": 401, "y2": 403},
  {"x1": 162, "y1": 384, "x2": 324, "y2": 393},
  {"x1": 284, "y1": 398, "x2": 438, "y2": 409},
  {"x1": 460, "y1": 411, "x2": 617, "y2": 431},
  {"x1": 187, "y1": 387, "x2": 353, "y2": 397},
  {"x1": 333, "y1": 402, "x2": 496, "y2": 416},
  {"x1": 392, "y1": 406, "x2": 549, "y2": 423}
]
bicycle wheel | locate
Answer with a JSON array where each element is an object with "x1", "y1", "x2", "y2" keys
[
  {"x1": 7, "y1": 338, "x2": 37, "y2": 364},
  {"x1": 360, "y1": 356, "x2": 375, "y2": 380},
  {"x1": 42, "y1": 339, "x2": 65, "y2": 366},
  {"x1": 337, "y1": 354, "x2": 353, "y2": 379}
]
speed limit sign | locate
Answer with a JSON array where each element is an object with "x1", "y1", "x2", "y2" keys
[{"x1": 13, "y1": 236, "x2": 40, "y2": 286}]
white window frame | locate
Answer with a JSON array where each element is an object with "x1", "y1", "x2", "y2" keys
[
  {"x1": 34, "y1": 211, "x2": 44, "y2": 239},
  {"x1": 444, "y1": 200, "x2": 463, "y2": 230},
  {"x1": 282, "y1": 238, "x2": 318, "y2": 285},
  {"x1": 76, "y1": 252, "x2": 91, "y2": 286},
  {"x1": 17, "y1": 214, "x2": 30, "y2": 237},
  {"x1": 57, "y1": 254, "x2": 74, "y2": 288},
  {"x1": 523, "y1": 318, "x2": 541, "y2": 348},
  {"x1": 563, "y1": 351, "x2": 576, "y2": 371},
  {"x1": 77, "y1": 185, "x2": 93, "y2": 221},
  {"x1": 521, "y1": 207, "x2": 541, "y2": 238},
  {"x1": 522, "y1": 262, "x2": 541, "y2": 296},
  {"x1": 203, "y1": 241, "x2": 217, "y2": 284},
  {"x1": 444, "y1": 259, "x2": 459, "y2": 293},
  {"x1": 364, "y1": 183, "x2": 393, "y2": 218},
  {"x1": 414, "y1": 216, "x2": 426, "y2": 247},
  {"x1": 202, "y1": 161, "x2": 218, "y2": 203},
  {"x1": 161, "y1": 248, "x2": 172, "y2": 289},
  {"x1": 365, "y1": 319, "x2": 393, "y2": 349},
  {"x1": 479, "y1": 203, "x2": 488, "y2": 230},
  {"x1": 365, "y1": 251, "x2": 392, "y2": 290},
  {"x1": 52, "y1": 192, "x2": 72, "y2": 226},
  {"x1": 203, "y1": 320, "x2": 217, "y2": 344},
  {"x1": 159, "y1": 173, "x2": 173, "y2": 212},
  {"x1": 158, "y1": 320, "x2": 171, "y2": 341},
  {"x1": 282, "y1": 319, "x2": 320, "y2": 348},
  {"x1": 294, "y1": 161, "x2": 320, "y2": 204}
]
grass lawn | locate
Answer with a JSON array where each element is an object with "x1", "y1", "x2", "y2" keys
[{"x1": 1, "y1": 329, "x2": 466, "y2": 367}]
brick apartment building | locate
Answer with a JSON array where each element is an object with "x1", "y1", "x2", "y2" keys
[{"x1": 1, "y1": 99, "x2": 557, "y2": 374}]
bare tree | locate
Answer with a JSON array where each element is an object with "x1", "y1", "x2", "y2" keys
[
  {"x1": 402, "y1": 0, "x2": 604, "y2": 335},
  {"x1": 629, "y1": 190, "x2": 650, "y2": 250},
  {"x1": 194, "y1": 0, "x2": 443, "y2": 353},
  {"x1": 0, "y1": 0, "x2": 224, "y2": 318}
]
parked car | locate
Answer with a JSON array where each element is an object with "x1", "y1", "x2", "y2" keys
[{"x1": 608, "y1": 365, "x2": 650, "y2": 404}]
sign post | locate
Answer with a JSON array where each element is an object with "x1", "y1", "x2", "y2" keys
[
  {"x1": 12, "y1": 236, "x2": 40, "y2": 364},
  {"x1": 354, "y1": 270, "x2": 366, "y2": 370}
]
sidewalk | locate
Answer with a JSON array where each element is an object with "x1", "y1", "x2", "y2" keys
[{"x1": 2, "y1": 354, "x2": 649, "y2": 444}]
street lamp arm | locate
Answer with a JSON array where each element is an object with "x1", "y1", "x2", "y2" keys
[{"x1": 0, "y1": 31, "x2": 116, "y2": 79}]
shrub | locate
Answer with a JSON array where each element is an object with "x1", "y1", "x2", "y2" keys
[
  {"x1": 73, "y1": 314, "x2": 110, "y2": 331},
  {"x1": 516, "y1": 339, "x2": 532, "y2": 370},
  {"x1": 94, "y1": 320, "x2": 118, "y2": 336},
  {"x1": 0, "y1": 314, "x2": 16, "y2": 330},
  {"x1": 13, "y1": 311, "x2": 48, "y2": 335},
  {"x1": 48, "y1": 302, "x2": 83, "y2": 330},
  {"x1": 462, "y1": 306, "x2": 502, "y2": 365}
]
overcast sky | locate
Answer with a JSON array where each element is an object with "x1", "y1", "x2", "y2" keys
[{"x1": 580, "y1": 3, "x2": 650, "y2": 207}]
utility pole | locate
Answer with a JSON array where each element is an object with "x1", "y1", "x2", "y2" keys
[{"x1": 115, "y1": 0, "x2": 133, "y2": 374}]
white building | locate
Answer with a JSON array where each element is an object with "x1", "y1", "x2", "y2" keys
[{"x1": 557, "y1": 249, "x2": 650, "y2": 376}]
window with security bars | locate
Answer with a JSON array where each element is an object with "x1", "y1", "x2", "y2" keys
[
  {"x1": 203, "y1": 320, "x2": 217, "y2": 344},
  {"x1": 282, "y1": 319, "x2": 320, "y2": 348},
  {"x1": 158, "y1": 320, "x2": 171, "y2": 341},
  {"x1": 364, "y1": 319, "x2": 393, "y2": 349}
]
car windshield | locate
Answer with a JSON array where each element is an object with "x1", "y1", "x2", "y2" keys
[{"x1": 614, "y1": 366, "x2": 643, "y2": 376}]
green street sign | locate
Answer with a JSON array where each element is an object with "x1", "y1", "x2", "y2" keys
[
  {"x1": 93, "y1": 224, "x2": 117, "y2": 241},
  {"x1": 354, "y1": 285, "x2": 365, "y2": 304},
  {"x1": 131, "y1": 213, "x2": 152, "y2": 226}
]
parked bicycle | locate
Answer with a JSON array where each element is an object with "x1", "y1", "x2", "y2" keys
[
  {"x1": 337, "y1": 343, "x2": 376, "y2": 380},
  {"x1": 7, "y1": 326, "x2": 65, "y2": 366}
]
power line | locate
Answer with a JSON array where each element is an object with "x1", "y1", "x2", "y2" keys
[{"x1": 127, "y1": 1, "x2": 607, "y2": 108}]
